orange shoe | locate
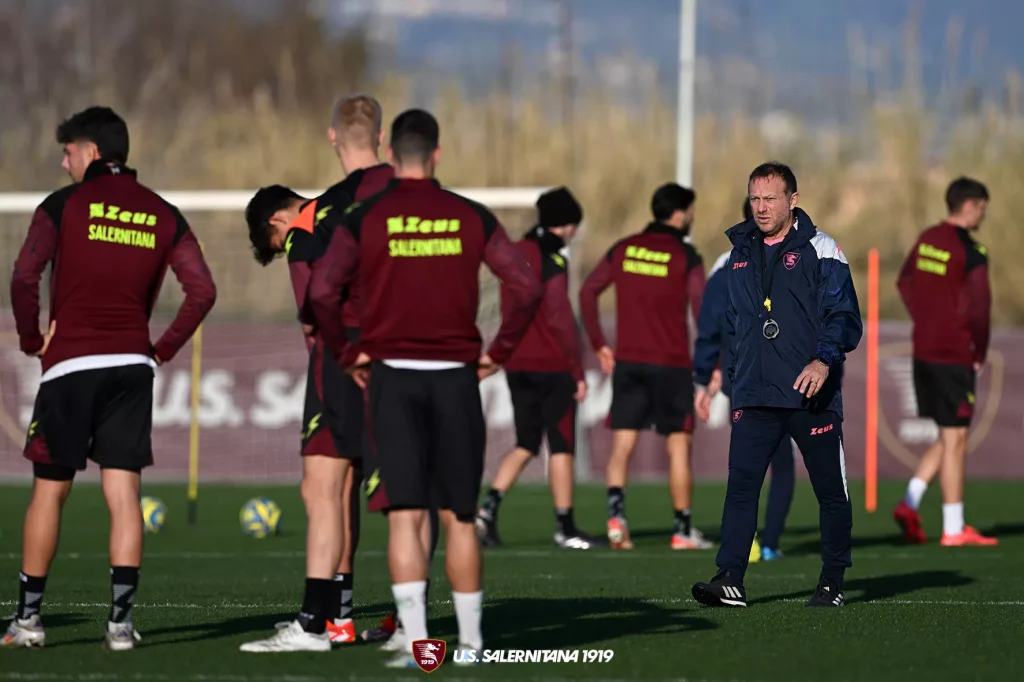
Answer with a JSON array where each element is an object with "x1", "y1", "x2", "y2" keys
[
  {"x1": 326, "y1": 618, "x2": 356, "y2": 644},
  {"x1": 671, "y1": 528, "x2": 714, "y2": 550},
  {"x1": 607, "y1": 516, "x2": 633, "y2": 550},
  {"x1": 940, "y1": 526, "x2": 998, "y2": 547},
  {"x1": 893, "y1": 500, "x2": 927, "y2": 544}
]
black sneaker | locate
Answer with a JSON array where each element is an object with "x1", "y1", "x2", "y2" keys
[
  {"x1": 474, "y1": 510, "x2": 502, "y2": 547},
  {"x1": 805, "y1": 578, "x2": 845, "y2": 607},
  {"x1": 554, "y1": 529, "x2": 606, "y2": 549},
  {"x1": 691, "y1": 570, "x2": 747, "y2": 607}
]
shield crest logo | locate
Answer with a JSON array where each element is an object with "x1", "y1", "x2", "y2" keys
[
  {"x1": 783, "y1": 252, "x2": 801, "y2": 270},
  {"x1": 412, "y1": 639, "x2": 447, "y2": 673},
  {"x1": 733, "y1": 410, "x2": 743, "y2": 422}
]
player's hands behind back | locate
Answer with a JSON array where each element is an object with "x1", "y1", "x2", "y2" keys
[
  {"x1": 30, "y1": 320, "x2": 57, "y2": 358},
  {"x1": 477, "y1": 354, "x2": 500, "y2": 381},
  {"x1": 574, "y1": 380, "x2": 587, "y2": 401},
  {"x1": 596, "y1": 346, "x2": 615, "y2": 375},
  {"x1": 347, "y1": 352, "x2": 372, "y2": 389}
]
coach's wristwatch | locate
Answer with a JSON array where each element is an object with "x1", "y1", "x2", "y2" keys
[{"x1": 814, "y1": 356, "x2": 830, "y2": 368}]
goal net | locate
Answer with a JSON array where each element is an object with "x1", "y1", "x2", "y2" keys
[{"x1": 0, "y1": 188, "x2": 575, "y2": 483}]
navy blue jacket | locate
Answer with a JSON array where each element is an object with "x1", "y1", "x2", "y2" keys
[
  {"x1": 724, "y1": 208, "x2": 862, "y2": 418},
  {"x1": 693, "y1": 250, "x2": 733, "y2": 396}
]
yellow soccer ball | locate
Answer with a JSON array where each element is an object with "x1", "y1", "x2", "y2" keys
[
  {"x1": 749, "y1": 535, "x2": 762, "y2": 564},
  {"x1": 141, "y1": 496, "x2": 167, "y2": 534},
  {"x1": 240, "y1": 497, "x2": 282, "y2": 539}
]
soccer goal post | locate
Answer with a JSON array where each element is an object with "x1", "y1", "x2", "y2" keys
[{"x1": 0, "y1": 186, "x2": 596, "y2": 494}]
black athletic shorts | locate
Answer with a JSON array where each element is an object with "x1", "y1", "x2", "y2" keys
[
  {"x1": 608, "y1": 361, "x2": 694, "y2": 435},
  {"x1": 505, "y1": 371, "x2": 576, "y2": 456},
  {"x1": 24, "y1": 364, "x2": 154, "y2": 479},
  {"x1": 367, "y1": 362, "x2": 485, "y2": 520},
  {"x1": 301, "y1": 331, "x2": 363, "y2": 460},
  {"x1": 913, "y1": 359, "x2": 976, "y2": 427}
]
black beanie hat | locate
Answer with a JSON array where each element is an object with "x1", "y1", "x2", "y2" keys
[{"x1": 536, "y1": 187, "x2": 583, "y2": 228}]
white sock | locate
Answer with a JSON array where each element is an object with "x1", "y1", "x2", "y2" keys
[
  {"x1": 392, "y1": 581, "x2": 428, "y2": 653},
  {"x1": 905, "y1": 477, "x2": 928, "y2": 510},
  {"x1": 942, "y1": 502, "x2": 964, "y2": 536},
  {"x1": 452, "y1": 590, "x2": 483, "y2": 650}
]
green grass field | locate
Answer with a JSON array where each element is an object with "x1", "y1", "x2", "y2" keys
[{"x1": 0, "y1": 481, "x2": 1021, "y2": 681}]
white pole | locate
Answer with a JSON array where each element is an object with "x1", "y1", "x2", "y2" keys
[{"x1": 676, "y1": 0, "x2": 698, "y2": 188}]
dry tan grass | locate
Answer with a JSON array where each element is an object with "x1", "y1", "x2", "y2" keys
[{"x1": 3, "y1": 6, "x2": 1023, "y2": 323}]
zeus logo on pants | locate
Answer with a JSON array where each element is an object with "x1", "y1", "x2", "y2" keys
[{"x1": 810, "y1": 424, "x2": 834, "y2": 436}]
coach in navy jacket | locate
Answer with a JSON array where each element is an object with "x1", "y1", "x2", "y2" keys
[
  {"x1": 693, "y1": 204, "x2": 797, "y2": 559},
  {"x1": 692, "y1": 162, "x2": 862, "y2": 610}
]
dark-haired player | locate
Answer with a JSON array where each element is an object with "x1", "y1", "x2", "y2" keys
[
  {"x1": 309, "y1": 108, "x2": 541, "y2": 668},
  {"x1": 579, "y1": 184, "x2": 711, "y2": 551},
  {"x1": 893, "y1": 176, "x2": 995, "y2": 546},
  {"x1": 3, "y1": 107, "x2": 216, "y2": 650},
  {"x1": 475, "y1": 186, "x2": 601, "y2": 550},
  {"x1": 240, "y1": 94, "x2": 400, "y2": 652}
]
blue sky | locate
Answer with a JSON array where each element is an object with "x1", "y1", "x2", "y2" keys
[{"x1": 323, "y1": 0, "x2": 1024, "y2": 119}]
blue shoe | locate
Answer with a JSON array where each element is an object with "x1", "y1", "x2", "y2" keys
[
  {"x1": 761, "y1": 546, "x2": 784, "y2": 561},
  {"x1": 384, "y1": 652, "x2": 421, "y2": 669}
]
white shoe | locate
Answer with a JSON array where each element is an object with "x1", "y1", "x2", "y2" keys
[
  {"x1": 379, "y1": 625, "x2": 406, "y2": 652},
  {"x1": 104, "y1": 621, "x2": 142, "y2": 651},
  {"x1": 239, "y1": 621, "x2": 331, "y2": 652},
  {"x1": 1, "y1": 614, "x2": 45, "y2": 648}
]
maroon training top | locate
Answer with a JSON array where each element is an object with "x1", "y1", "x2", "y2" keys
[
  {"x1": 502, "y1": 227, "x2": 583, "y2": 381},
  {"x1": 897, "y1": 222, "x2": 991, "y2": 365},
  {"x1": 308, "y1": 177, "x2": 541, "y2": 366},
  {"x1": 579, "y1": 222, "x2": 704, "y2": 368},
  {"x1": 11, "y1": 160, "x2": 216, "y2": 371},
  {"x1": 286, "y1": 163, "x2": 395, "y2": 337}
]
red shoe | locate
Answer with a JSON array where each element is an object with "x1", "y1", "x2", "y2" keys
[
  {"x1": 940, "y1": 525, "x2": 998, "y2": 547},
  {"x1": 359, "y1": 612, "x2": 397, "y2": 643},
  {"x1": 893, "y1": 501, "x2": 927, "y2": 544},
  {"x1": 326, "y1": 618, "x2": 356, "y2": 644}
]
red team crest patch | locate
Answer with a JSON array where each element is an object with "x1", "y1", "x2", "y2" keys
[
  {"x1": 413, "y1": 639, "x2": 447, "y2": 672},
  {"x1": 733, "y1": 410, "x2": 743, "y2": 422},
  {"x1": 783, "y1": 252, "x2": 801, "y2": 270}
]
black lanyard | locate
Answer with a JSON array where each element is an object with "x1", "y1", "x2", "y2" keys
[{"x1": 758, "y1": 235, "x2": 788, "y2": 313}]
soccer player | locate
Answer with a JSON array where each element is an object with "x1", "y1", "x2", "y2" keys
[
  {"x1": 892, "y1": 177, "x2": 995, "y2": 546},
  {"x1": 691, "y1": 162, "x2": 861, "y2": 608},
  {"x1": 578, "y1": 183, "x2": 711, "y2": 551},
  {"x1": 240, "y1": 94, "x2": 400, "y2": 651},
  {"x1": 3, "y1": 107, "x2": 216, "y2": 649},
  {"x1": 693, "y1": 200, "x2": 795, "y2": 561},
  {"x1": 308, "y1": 108, "x2": 541, "y2": 668},
  {"x1": 475, "y1": 186, "x2": 600, "y2": 550}
]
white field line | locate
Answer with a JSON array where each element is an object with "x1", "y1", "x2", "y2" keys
[
  {"x1": 0, "y1": 550, "x2": 1007, "y2": 561},
  {"x1": 2, "y1": 596, "x2": 1022, "y2": 610},
  {"x1": 0, "y1": 675, "x2": 717, "y2": 682}
]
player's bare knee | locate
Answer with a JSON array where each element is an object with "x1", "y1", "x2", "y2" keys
[
  {"x1": 100, "y1": 468, "x2": 141, "y2": 511},
  {"x1": 30, "y1": 477, "x2": 73, "y2": 507}
]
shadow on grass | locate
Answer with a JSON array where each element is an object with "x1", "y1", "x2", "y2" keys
[
  {"x1": 428, "y1": 597, "x2": 717, "y2": 649},
  {"x1": 749, "y1": 569, "x2": 974, "y2": 606},
  {"x1": 983, "y1": 522, "x2": 1024, "y2": 538},
  {"x1": 119, "y1": 597, "x2": 716, "y2": 649},
  {"x1": 783, "y1": 531, "x2": 907, "y2": 555},
  {"x1": 131, "y1": 601, "x2": 393, "y2": 647}
]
